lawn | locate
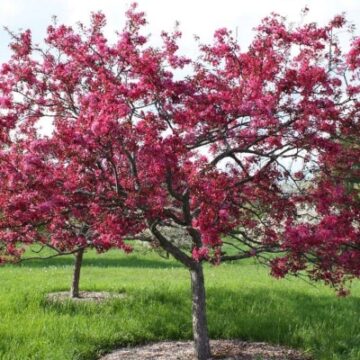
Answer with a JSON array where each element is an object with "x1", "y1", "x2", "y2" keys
[{"x1": 0, "y1": 246, "x2": 359, "y2": 360}]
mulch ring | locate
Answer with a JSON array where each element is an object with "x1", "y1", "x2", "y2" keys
[
  {"x1": 45, "y1": 291, "x2": 126, "y2": 303},
  {"x1": 100, "y1": 339, "x2": 311, "y2": 360}
]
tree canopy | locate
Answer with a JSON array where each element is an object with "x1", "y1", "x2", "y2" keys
[{"x1": 0, "y1": 5, "x2": 359, "y2": 359}]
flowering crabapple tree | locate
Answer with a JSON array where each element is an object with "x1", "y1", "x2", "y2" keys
[
  {"x1": 0, "y1": 139, "x2": 142, "y2": 298},
  {"x1": 0, "y1": 23, "x2": 144, "y2": 298},
  {"x1": 1, "y1": 4, "x2": 360, "y2": 359},
  {"x1": 0, "y1": 133, "x2": 145, "y2": 298}
]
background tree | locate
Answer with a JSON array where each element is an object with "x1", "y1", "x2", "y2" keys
[
  {"x1": 0, "y1": 19, "x2": 141, "y2": 298},
  {"x1": 0, "y1": 137, "x2": 140, "y2": 298},
  {"x1": 0, "y1": 5, "x2": 359, "y2": 359}
]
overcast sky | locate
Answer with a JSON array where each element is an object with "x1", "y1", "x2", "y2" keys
[{"x1": 1, "y1": 0, "x2": 359, "y2": 63}]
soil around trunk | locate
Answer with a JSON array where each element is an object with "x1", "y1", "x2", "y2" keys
[
  {"x1": 46, "y1": 291, "x2": 126, "y2": 302},
  {"x1": 99, "y1": 339, "x2": 311, "y2": 360}
]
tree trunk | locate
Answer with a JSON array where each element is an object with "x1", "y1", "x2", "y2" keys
[
  {"x1": 70, "y1": 248, "x2": 84, "y2": 298},
  {"x1": 190, "y1": 263, "x2": 211, "y2": 360}
]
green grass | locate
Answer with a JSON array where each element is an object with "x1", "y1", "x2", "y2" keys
[{"x1": 0, "y1": 247, "x2": 360, "y2": 360}]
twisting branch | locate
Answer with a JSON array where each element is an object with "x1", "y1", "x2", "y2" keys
[
  {"x1": 149, "y1": 219, "x2": 195, "y2": 269},
  {"x1": 165, "y1": 167, "x2": 184, "y2": 201},
  {"x1": 17, "y1": 245, "x2": 88, "y2": 263}
]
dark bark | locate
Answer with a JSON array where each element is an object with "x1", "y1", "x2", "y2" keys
[
  {"x1": 150, "y1": 222, "x2": 211, "y2": 360},
  {"x1": 150, "y1": 222, "x2": 194, "y2": 268},
  {"x1": 190, "y1": 263, "x2": 211, "y2": 360},
  {"x1": 70, "y1": 248, "x2": 84, "y2": 298}
]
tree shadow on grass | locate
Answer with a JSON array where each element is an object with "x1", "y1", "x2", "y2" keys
[
  {"x1": 41, "y1": 285, "x2": 360, "y2": 360},
  {"x1": 206, "y1": 287, "x2": 360, "y2": 359},
  {"x1": 15, "y1": 255, "x2": 182, "y2": 269}
]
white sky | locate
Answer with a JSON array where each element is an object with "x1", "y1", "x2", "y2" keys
[{"x1": 0, "y1": 0, "x2": 359, "y2": 63}]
